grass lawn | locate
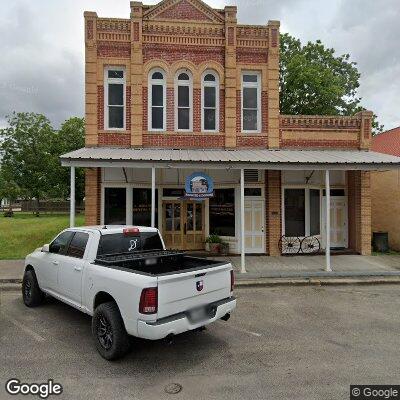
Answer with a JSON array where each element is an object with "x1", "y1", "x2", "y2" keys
[{"x1": 0, "y1": 212, "x2": 84, "y2": 260}]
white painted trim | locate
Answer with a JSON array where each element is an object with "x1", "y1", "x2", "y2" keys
[
  {"x1": 240, "y1": 169, "x2": 246, "y2": 273},
  {"x1": 70, "y1": 166, "x2": 75, "y2": 228},
  {"x1": 175, "y1": 69, "x2": 193, "y2": 132},
  {"x1": 241, "y1": 71, "x2": 261, "y2": 134},
  {"x1": 148, "y1": 68, "x2": 166, "y2": 132},
  {"x1": 104, "y1": 66, "x2": 126, "y2": 131},
  {"x1": 201, "y1": 70, "x2": 219, "y2": 133}
]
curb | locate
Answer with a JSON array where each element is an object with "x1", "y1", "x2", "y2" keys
[
  {"x1": 2, "y1": 276, "x2": 400, "y2": 292},
  {"x1": 236, "y1": 276, "x2": 400, "y2": 287}
]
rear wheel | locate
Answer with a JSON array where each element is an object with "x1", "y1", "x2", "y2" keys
[
  {"x1": 92, "y1": 301, "x2": 131, "y2": 361},
  {"x1": 22, "y1": 269, "x2": 44, "y2": 307}
]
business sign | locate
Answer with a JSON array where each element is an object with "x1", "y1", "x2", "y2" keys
[{"x1": 184, "y1": 172, "x2": 214, "y2": 199}]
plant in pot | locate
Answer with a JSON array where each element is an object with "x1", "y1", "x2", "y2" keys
[{"x1": 205, "y1": 234, "x2": 224, "y2": 254}]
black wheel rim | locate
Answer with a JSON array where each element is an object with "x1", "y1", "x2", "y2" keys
[
  {"x1": 97, "y1": 314, "x2": 113, "y2": 350},
  {"x1": 24, "y1": 279, "x2": 32, "y2": 300}
]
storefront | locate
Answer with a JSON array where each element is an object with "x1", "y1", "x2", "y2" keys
[{"x1": 61, "y1": 147, "x2": 400, "y2": 272}]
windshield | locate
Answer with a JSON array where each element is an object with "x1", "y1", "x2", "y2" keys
[{"x1": 97, "y1": 232, "x2": 163, "y2": 256}]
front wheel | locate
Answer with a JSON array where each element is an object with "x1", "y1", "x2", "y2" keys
[
  {"x1": 22, "y1": 269, "x2": 45, "y2": 307},
  {"x1": 92, "y1": 302, "x2": 131, "y2": 361}
]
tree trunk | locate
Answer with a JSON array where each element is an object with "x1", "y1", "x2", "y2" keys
[{"x1": 35, "y1": 198, "x2": 40, "y2": 217}]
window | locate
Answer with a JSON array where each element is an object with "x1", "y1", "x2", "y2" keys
[
  {"x1": 242, "y1": 72, "x2": 261, "y2": 132},
  {"x1": 283, "y1": 188, "x2": 321, "y2": 237},
  {"x1": 201, "y1": 71, "x2": 219, "y2": 132},
  {"x1": 67, "y1": 232, "x2": 89, "y2": 259},
  {"x1": 132, "y1": 188, "x2": 158, "y2": 228},
  {"x1": 148, "y1": 69, "x2": 166, "y2": 131},
  {"x1": 209, "y1": 189, "x2": 235, "y2": 237},
  {"x1": 104, "y1": 188, "x2": 126, "y2": 225},
  {"x1": 49, "y1": 231, "x2": 74, "y2": 255},
  {"x1": 105, "y1": 67, "x2": 125, "y2": 129},
  {"x1": 175, "y1": 70, "x2": 192, "y2": 131},
  {"x1": 244, "y1": 188, "x2": 262, "y2": 197},
  {"x1": 97, "y1": 232, "x2": 163, "y2": 256}
]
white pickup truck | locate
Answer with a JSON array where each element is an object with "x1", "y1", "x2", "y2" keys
[{"x1": 23, "y1": 226, "x2": 236, "y2": 360}]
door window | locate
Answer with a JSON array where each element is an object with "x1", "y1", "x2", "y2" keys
[
  {"x1": 104, "y1": 187, "x2": 126, "y2": 224},
  {"x1": 66, "y1": 232, "x2": 89, "y2": 259},
  {"x1": 49, "y1": 231, "x2": 74, "y2": 255},
  {"x1": 209, "y1": 189, "x2": 235, "y2": 236}
]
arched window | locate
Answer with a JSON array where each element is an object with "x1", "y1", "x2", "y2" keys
[
  {"x1": 175, "y1": 69, "x2": 193, "y2": 131},
  {"x1": 148, "y1": 68, "x2": 166, "y2": 131},
  {"x1": 201, "y1": 71, "x2": 219, "y2": 132}
]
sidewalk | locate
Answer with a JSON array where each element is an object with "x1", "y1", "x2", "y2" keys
[{"x1": 1, "y1": 255, "x2": 400, "y2": 288}]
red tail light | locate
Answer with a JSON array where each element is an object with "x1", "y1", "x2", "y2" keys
[
  {"x1": 123, "y1": 227, "x2": 140, "y2": 236},
  {"x1": 139, "y1": 287, "x2": 158, "y2": 314},
  {"x1": 230, "y1": 270, "x2": 234, "y2": 292}
]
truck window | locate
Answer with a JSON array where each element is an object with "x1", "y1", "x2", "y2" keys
[
  {"x1": 67, "y1": 232, "x2": 89, "y2": 259},
  {"x1": 97, "y1": 232, "x2": 163, "y2": 256},
  {"x1": 49, "y1": 231, "x2": 74, "y2": 255}
]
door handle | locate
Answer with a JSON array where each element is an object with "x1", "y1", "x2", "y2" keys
[
  {"x1": 52, "y1": 260, "x2": 59, "y2": 265},
  {"x1": 74, "y1": 266, "x2": 82, "y2": 272}
]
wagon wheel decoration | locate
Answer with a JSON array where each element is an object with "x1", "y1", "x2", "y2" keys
[
  {"x1": 278, "y1": 235, "x2": 301, "y2": 255},
  {"x1": 300, "y1": 236, "x2": 321, "y2": 254}
]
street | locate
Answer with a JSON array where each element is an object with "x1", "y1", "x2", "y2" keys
[{"x1": 1, "y1": 285, "x2": 399, "y2": 400}]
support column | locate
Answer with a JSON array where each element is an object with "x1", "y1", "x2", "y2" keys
[
  {"x1": 325, "y1": 170, "x2": 332, "y2": 271},
  {"x1": 151, "y1": 167, "x2": 156, "y2": 228},
  {"x1": 70, "y1": 166, "x2": 76, "y2": 228},
  {"x1": 240, "y1": 168, "x2": 246, "y2": 273}
]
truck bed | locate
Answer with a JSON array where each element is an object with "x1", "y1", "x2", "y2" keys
[{"x1": 95, "y1": 250, "x2": 224, "y2": 276}]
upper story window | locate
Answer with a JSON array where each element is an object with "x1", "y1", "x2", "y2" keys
[
  {"x1": 241, "y1": 72, "x2": 261, "y2": 133},
  {"x1": 201, "y1": 71, "x2": 219, "y2": 132},
  {"x1": 175, "y1": 70, "x2": 193, "y2": 131},
  {"x1": 148, "y1": 69, "x2": 166, "y2": 131},
  {"x1": 105, "y1": 67, "x2": 125, "y2": 130}
]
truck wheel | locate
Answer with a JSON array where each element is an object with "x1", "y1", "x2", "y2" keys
[
  {"x1": 22, "y1": 269, "x2": 44, "y2": 307},
  {"x1": 92, "y1": 301, "x2": 131, "y2": 360}
]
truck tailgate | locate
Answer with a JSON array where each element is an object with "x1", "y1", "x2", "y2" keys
[{"x1": 157, "y1": 262, "x2": 232, "y2": 319}]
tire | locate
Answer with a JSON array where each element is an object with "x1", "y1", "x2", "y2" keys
[
  {"x1": 22, "y1": 269, "x2": 44, "y2": 307},
  {"x1": 92, "y1": 301, "x2": 131, "y2": 361}
]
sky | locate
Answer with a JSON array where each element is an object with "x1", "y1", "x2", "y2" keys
[{"x1": 0, "y1": 0, "x2": 399, "y2": 130}]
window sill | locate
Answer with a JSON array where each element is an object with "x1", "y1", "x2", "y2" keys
[
  {"x1": 144, "y1": 131, "x2": 222, "y2": 135},
  {"x1": 99, "y1": 129, "x2": 129, "y2": 134}
]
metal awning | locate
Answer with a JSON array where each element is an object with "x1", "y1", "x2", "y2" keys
[{"x1": 60, "y1": 147, "x2": 400, "y2": 170}]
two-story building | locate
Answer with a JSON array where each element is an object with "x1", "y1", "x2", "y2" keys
[{"x1": 61, "y1": 0, "x2": 400, "y2": 270}]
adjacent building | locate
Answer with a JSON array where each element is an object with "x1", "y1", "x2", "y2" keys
[
  {"x1": 371, "y1": 127, "x2": 400, "y2": 251},
  {"x1": 61, "y1": 0, "x2": 400, "y2": 263}
]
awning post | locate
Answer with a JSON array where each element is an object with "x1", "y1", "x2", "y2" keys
[
  {"x1": 325, "y1": 169, "x2": 332, "y2": 272},
  {"x1": 240, "y1": 168, "x2": 246, "y2": 273},
  {"x1": 70, "y1": 166, "x2": 75, "y2": 228},
  {"x1": 151, "y1": 167, "x2": 156, "y2": 228}
]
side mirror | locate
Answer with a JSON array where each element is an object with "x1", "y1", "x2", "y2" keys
[{"x1": 42, "y1": 244, "x2": 50, "y2": 253}]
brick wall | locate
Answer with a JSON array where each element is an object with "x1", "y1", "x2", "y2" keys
[
  {"x1": 265, "y1": 170, "x2": 281, "y2": 256},
  {"x1": 143, "y1": 133, "x2": 224, "y2": 148},
  {"x1": 85, "y1": 168, "x2": 101, "y2": 225}
]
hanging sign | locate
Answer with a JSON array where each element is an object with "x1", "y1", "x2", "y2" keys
[{"x1": 184, "y1": 172, "x2": 214, "y2": 199}]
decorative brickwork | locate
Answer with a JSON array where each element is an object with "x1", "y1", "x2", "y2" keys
[
  {"x1": 143, "y1": 44, "x2": 224, "y2": 65},
  {"x1": 86, "y1": 20, "x2": 93, "y2": 40},
  {"x1": 157, "y1": 0, "x2": 213, "y2": 21},
  {"x1": 97, "y1": 42, "x2": 131, "y2": 58},
  {"x1": 166, "y1": 88, "x2": 174, "y2": 131},
  {"x1": 236, "y1": 48, "x2": 268, "y2": 64},
  {"x1": 262, "y1": 91, "x2": 268, "y2": 133},
  {"x1": 143, "y1": 86, "x2": 148, "y2": 130},
  {"x1": 219, "y1": 88, "x2": 225, "y2": 133},
  {"x1": 193, "y1": 88, "x2": 201, "y2": 132},
  {"x1": 97, "y1": 86, "x2": 104, "y2": 130},
  {"x1": 236, "y1": 90, "x2": 241, "y2": 133},
  {"x1": 143, "y1": 133, "x2": 224, "y2": 148},
  {"x1": 133, "y1": 22, "x2": 140, "y2": 41}
]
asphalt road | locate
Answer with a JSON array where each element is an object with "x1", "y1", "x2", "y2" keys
[{"x1": 1, "y1": 285, "x2": 399, "y2": 400}]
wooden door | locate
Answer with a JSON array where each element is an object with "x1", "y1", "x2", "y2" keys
[
  {"x1": 162, "y1": 201, "x2": 183, "y2": 249},
  {"x1": 244, "y1": 199, "x2": 265, "y2": 253},
  {"x1": 183, "y1": 201, "x2": 205, "y2": 250},
  {"x1": 322, "y1": 196, "x2": 348, "y2": 249}
]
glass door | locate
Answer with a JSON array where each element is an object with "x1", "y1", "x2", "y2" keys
[{"x1": 183, "y1": 201, "x2": 204, "y2": 250}]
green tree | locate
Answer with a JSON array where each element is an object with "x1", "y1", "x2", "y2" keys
[
  {"x1": 0, "y1": 112, "x2": 56, "y2": 214},
  {"x1": 0, "y1": 167, "x2": 23, "y2": 217},
  {"x1": 280, "y1": 33, "x2": 384, "y2": 134},
  {"x1": 49, "y1": 117, "x2": 85, "y2": 201}
]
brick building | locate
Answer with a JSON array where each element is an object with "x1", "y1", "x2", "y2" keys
[{"x1": 61, "y1": 0, "x2": 400, "y2": 268}]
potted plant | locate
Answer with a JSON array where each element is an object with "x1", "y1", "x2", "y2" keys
[{"x1": 205, "y1": 234, "x2": 225, "y2": 254}]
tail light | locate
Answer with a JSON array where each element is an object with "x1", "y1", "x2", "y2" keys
[
  {"x1": 230, "y1": 270, "x2": 234, "y2": 292},
  {"x1": 139, "y1": 287, "x2": 158, "y2": 314},
  {"x1": 124, "y1": 227, "x2": 140, "y2": 236}
]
